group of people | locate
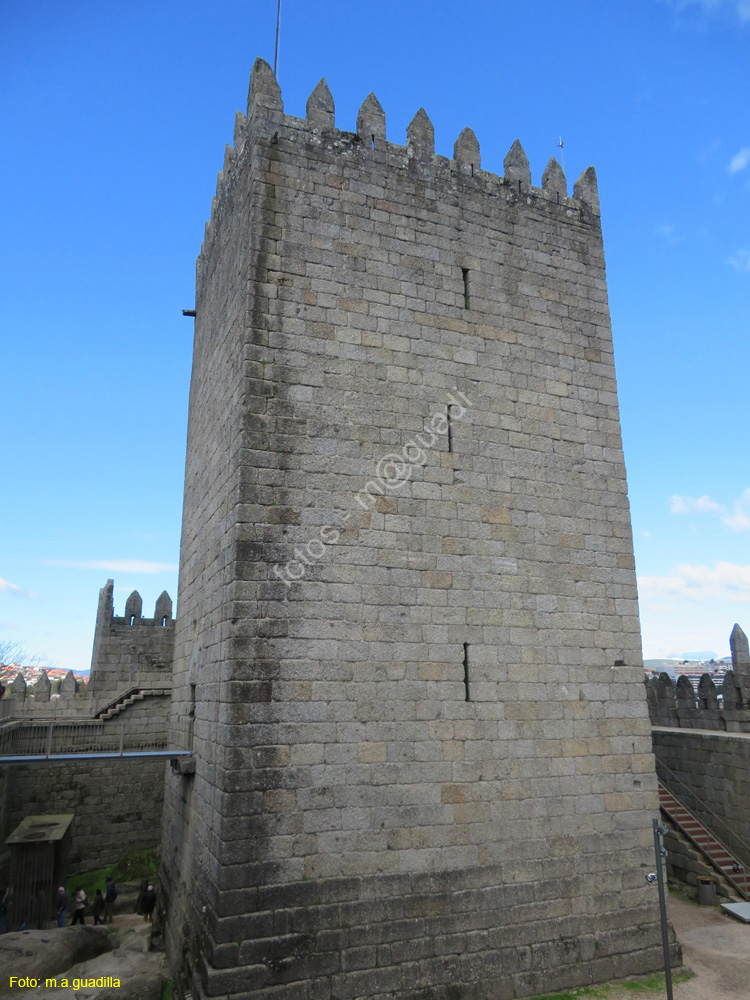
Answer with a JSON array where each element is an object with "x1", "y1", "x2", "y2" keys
[
  {"x1": 56, "y1": 877, "x2": 118, "y2": 926},
  {"x1": 55, "y1": 879, "x2": 157, "y2": 926},
  {"x1": 0, "y1": 877, "x2": 157, "y2": 931}
]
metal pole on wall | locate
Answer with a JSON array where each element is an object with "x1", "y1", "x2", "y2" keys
[
  {"x1": 652, "y1": 818, "x2": 674, "y2": 1000},
  {"x1": 273, "y1": 0, "x2": 281, "y2": 77}
]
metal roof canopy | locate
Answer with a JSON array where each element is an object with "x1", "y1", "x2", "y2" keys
[
  {"x1": 0, "y1": 750, "x2": 191, "y2": 764},
  {"x1": 6, "y1": 814, "x2": 74, "y2": 845}
]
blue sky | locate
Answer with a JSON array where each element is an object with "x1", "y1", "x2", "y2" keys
[{"x1": 1, "y1": 0, "x2": 749, "y2": 670}]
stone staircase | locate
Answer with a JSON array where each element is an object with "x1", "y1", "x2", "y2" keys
[
  {"x1": 95, "y1": 687, "x2": 169, "y2": 721},
  {"x1": 658, "y1": 781, "x2": 750, "y2": 901}
]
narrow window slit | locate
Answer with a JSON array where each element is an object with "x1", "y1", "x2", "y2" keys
[
  {"x1": 470, "y1": 163, "x2": 474, "y2": 177},
  {"x1": 162, "y1": 616, "x2": 168, "y2": 627},
  {"x1": 129, "y1": 615, "x2": 135, "y2": 626},
  {"x1": 461, "y1": 268, "x2": 470, "y2": 310},
  {"x1": 371, "y1": 135, "x2": 375, "y2": 150},
  {"x1": 447, "y1": 405, "x2": 453, "y2": 453},
  {"x1": 518, "y1": 179, "x2": 522, "y2": 193},
  {"x1": 463, "y1": 643, "x2": 470, "y2": 701}
]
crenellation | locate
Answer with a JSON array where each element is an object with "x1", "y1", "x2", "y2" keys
[
  {"x1": 247, "y1": 56, "x2": 283, "y2": 120},
  {"x1": 33, "y1": 670, "x2": 51, "y2": 701},
  {"x1": 124, "y1": 589, "x2": 143, "y2": 622},
  {"x1": 542, "y1": 156, "x2": 567, "y2": 200},
  {"x1": 573, "y1": 164, "x2": 600, "y2": 215},
  {"x1": 406, "y1": 107, "x2": 435, "y2": 163},
  {"x1": 453, "y1": 127, "x2": 480, "y2": 174},
  {"x1": 234, "y1": 109, "x2": 247, "y2": 148},
  {"x1": 155, "y1": 589, "x2": 173, "y2": 621},
  {"x1": 503, "y1": 138, "x2": 532, "y2": 189},
  {"x1": 199, "y1": 58, "x2": 599, "y2": 295},
  {"x1": 306, "y1": 78, "x2": 335, "y2": 129}
]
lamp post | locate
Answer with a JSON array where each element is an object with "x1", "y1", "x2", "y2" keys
[{"x1": 649, "y1": 818, "x2": 674, "y2": 1000}]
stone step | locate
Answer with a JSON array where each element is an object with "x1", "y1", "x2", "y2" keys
[{"x1": 659, "y1": 779, "x2": 748, "y2": 902}]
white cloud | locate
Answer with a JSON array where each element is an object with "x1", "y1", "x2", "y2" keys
[
  {"x1": 662, "y1": 0, "x2": 750, "y2": 21},
  {"x1": 723, "y1": 488, "x2": 750, "y2": 530},
  {"x1": 639, "y1": 561, "x2": 750, "y2": 604},
  {"x1": 728, "y1": 248, "x2": 750, "y2": 273},
  {"x1": 670, "y1": 494, "x2": 722, "y2": 514},
  {"x1": 43, "y1": 559, "x2": 178, "y2": 574},
  {"x1": 0, "y1": 577, "x2": 38, "y2": 599},
  {"x1": 728, "y1": 148, "x2": 750, "y2": 173},
  {"x1": 670, "y1": 488, "x2": 750, "y2": 530},
  {"x1": 655, "y1": 223, "x2": 681, "y2": 245}
]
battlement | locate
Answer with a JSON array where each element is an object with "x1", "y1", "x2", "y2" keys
[
  {"x1": 196, "y1": 58, "x2": 601, "y2": 294},
  {"x1": 647, "y1": 624, "x2": 750, "y2": 732},
  {"x1": 95, "y1": 578, "x2": 173, "y2": 628},
  {"x1": 89, "y1": 580, "x2": 174, "y2": 705},
  {"x1": 646, "y1": 670, "x2": 750, "y2": 731}
]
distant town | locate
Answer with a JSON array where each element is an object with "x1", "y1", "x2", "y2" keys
[
  {"x1": 0, "y1": 662, "x2": 89, "y2": 692},
  {"x1": 644, "y1": 656, "x2": 731, "y2": 692}
]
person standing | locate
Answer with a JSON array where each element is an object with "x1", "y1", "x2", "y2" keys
[
  {"x1": 103, "y1": 877, "x2": 117, "y2": 923},
  {"x1": 141, "y1": 884, "x2": 156, "y2": 923},
  {"x1": 92, "y1": 889, "x2": 105, "y2": 925},
  {"x1": 56, "y1": 887, "x2": 67, "y2": 928},
  {"x1": 71, "y1": 888, "x2": 86, "y2": 925}
]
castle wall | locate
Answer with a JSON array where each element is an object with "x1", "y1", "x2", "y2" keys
[
  {"x1": 646, "y1": 670, "x2": 750, "y2": 732},
  {"x1": 0, "y1": 580, "x2": 176, "y2": 883},
  {"x1": 3, "y1": 758, "x2": 166, "y2": 874},
  {"x1": 652, "y1": 729, "x2": 750, "y2": 870},
  {"x1": 162, "y1": 59, "x2": 663, "y2": 1000}
]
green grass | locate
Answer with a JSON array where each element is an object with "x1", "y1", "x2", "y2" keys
[
  {"x1": 527, "y1": 969, "x2": 695, "y2": 1000},
  {"x1": 66, "y1": 847, "x2": 159, "y2": 897},
  {"x1": 161, "y1": 978, "x2": 174, "y2": 1000},
  {"x1": 527, "y1": 988, "x2": 606, "y2": 1000}
]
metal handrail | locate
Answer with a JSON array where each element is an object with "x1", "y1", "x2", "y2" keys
[
  {"x1": 658, "y1": 781, "x2": 749, "y2": 901},
  {"x1": 656, "y1": 760, "x2": 750, "y2": 868},
  {"x1": 0, "y1": 712, "x2": 193, "y2": 763}
]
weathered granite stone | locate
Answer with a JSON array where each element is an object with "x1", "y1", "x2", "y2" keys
[
  {"x1": 161, "y1": 57, "x2": 662, "y2": 1000},
  {"x1": 406, "y1": 108, "x2": 434, "y2": 163},
  {"x1": 34, "y1": 671, "x2": 50, "y2": 702},
  {"x1": 306, "y1": 78, "x2": 335, "y2": 129},
  {"x1": 88, "y1": 579, "x2": 174, "y2": 707}
]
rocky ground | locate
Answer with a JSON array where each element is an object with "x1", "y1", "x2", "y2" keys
[
  {"x1": 1, "y1": 914, "x2": 165, "y2": 1000},
  {"x1": 2, "y1": 889, "x2": 748, "y2": 1000}
]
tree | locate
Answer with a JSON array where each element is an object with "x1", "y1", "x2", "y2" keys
[{"x1": 0, "y1": 639, "x2": 55, "y2": 670}]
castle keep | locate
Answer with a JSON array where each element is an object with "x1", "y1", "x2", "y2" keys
[{"x1": 161, "y1": 58, "x2": 663, "y2": 999}]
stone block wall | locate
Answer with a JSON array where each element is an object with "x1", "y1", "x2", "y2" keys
[
  {"x1": 161, "y1": 58, "x2": 662, "y2": 1000},
  {"x1": 646, "y1": 670, "x2": 750, "y2": 732},
  {"x1": 652, "y1": 729, "x2": 750, "y2": 869},
  {"x1": 2, "y1": 758, "x2": 166, "y2": 875},
  {"x1": 0, "y1": 578, "x2": 175, "y2": 884},
  {"x1": 89, "y1": 579, "x2": 174, "y2": 708}
]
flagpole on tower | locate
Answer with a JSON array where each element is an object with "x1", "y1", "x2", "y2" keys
[{"x1": 273, "y1": 0, "x2": 281, "y2": 78}]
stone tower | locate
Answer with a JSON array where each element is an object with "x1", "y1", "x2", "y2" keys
[
  {"x1": 88, "y1": 578, "x2": 174, "y2": 708},
  {"x1": 161, "y1": 58, "x2": 662, "y2": 1000}
]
